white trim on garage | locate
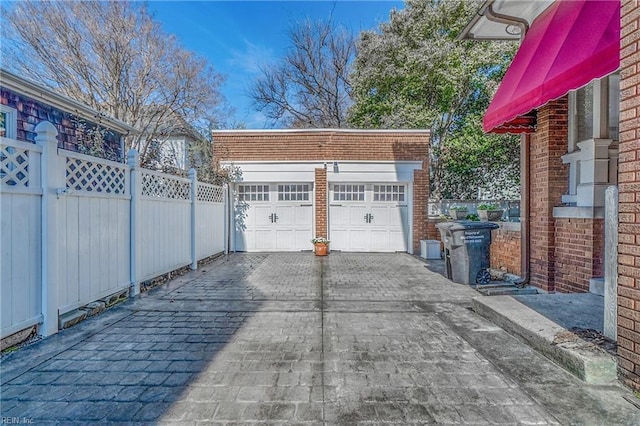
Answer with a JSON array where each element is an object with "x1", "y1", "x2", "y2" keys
[{"x1": 221, "y1": 160, "x2": 422, "y2": 182}]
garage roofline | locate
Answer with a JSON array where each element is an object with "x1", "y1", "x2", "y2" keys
[
  {"x1": 219, "y1": 159, "x2": 423, "y2": 164},
  {"x1": 212, "y1": 128, "x2": 430, "y2": 134}
]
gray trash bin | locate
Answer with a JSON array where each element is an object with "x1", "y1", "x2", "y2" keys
[
  {"x1": 436, "y1": 222, "x2": 456, "y2": 280},
  {"x1": 438, "y1": 221, "x2": 499, "y2": 285}
]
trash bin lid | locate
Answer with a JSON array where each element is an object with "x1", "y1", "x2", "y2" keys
[
  {"x1": 448, "y1": 221, "x2": 500, "y2": 231},
  {"x1": 435, "y1": 221, "x2": 457, "y2": 231}
]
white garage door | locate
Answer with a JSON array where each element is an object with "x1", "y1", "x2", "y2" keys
[
  {"x1": 234, "y1": 183, "x2": 313, "y2": 252},
  {"x1": 329, "y1": 183, "x2": 409, "y2": 252}
]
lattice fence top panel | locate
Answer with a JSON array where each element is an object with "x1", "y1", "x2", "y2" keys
[
  {"x1": 141, "y1": 171, "x2": 191, "y2": 200},
  {"x1": 197, "y1": 183, "x2": 224, "y2": 203},
  {"x1": 1, "y1": 145, "x2": 30, "y2": 187},
  {"x1": 66, "y1": 156, "x2": 127, "y2": 194}
]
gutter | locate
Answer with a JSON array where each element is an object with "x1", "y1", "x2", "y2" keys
[
  {"x1": 458, "y1": 0, "x2": 525, "y2": 41},
  {"x1": 485, "y1": 3, "x2": 529, "y2": 38}
]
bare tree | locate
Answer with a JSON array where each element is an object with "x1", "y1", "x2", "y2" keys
[
  {"x1": 1, "y1": 0, "x2": 225, "y2": 165},
  {"x1": 250, "y1": 18, "x2": 354, "y2": 128}
]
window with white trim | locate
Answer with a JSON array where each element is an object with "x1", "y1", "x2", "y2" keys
[
  {"x1": 278, "y1": 184, "x2": 310, "y2": 201},
  {"x1": 333, "y1": 184, "x2": 365, "y2": 201},
  {"x1": 373, "y1": 184, "x2": 405, "y2": 202},
  {"x1": 569, "y1": 75, "x2": 619, "y2": 148},
  {"x1": 0, "y1": 105, "x2": 17, "y2": 139},
  {"x1": 237, "y1": 184, "x2": 269, "y2": 201},
  {"x1": 561, "y1": 74, "x2": 619, "y2": 210}
]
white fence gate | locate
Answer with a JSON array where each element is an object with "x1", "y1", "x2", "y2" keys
[{"x1": 1, "y1": 121, "x2": 227, "y2": 338}]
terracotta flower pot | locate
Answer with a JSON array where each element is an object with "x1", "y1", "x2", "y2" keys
[{"x1": 314, "y1": 243, "x2": 328, "y2": 256}]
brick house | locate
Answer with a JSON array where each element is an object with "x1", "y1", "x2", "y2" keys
[
  {"x1": 212, "y1": 129, "x2": 430, "y2": 254},
  {"x1": 462, "y1": 0, "x2": 640, "y2": 389},
  {"x1": 0, "y1": 68, "x2": 135, "y2": 161}
]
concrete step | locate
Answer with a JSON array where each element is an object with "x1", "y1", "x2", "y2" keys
[{"x1": 472, "y1": 295, "x2": 617, "y2": 384}]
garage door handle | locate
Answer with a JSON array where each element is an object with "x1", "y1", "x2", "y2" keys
[
  {"x1": 299, "y1": 204, "x2": 313, "y2": 206},
  {"x1": 330, "y1": 204, "x2": 343, "y2": 207},
  {"x1": 269, "y1": 213, "x2": 279, "y2": 223}
]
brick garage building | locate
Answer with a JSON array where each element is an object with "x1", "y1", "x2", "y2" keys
[
  {"x1": 463, "y1": 0, "x2": 640, "y2": 389},
  {"x1": 213, "y1": 129, "x2": 430, "y2": 254}
]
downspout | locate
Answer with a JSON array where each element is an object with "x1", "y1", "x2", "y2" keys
[
  {"x1": 485, "y1": 3, "x2": 531, "y2": 286},
  {"x1": 226, "y1": 183, "x2": 233, "y2": 254},
  {"x1": 517, "y1": 133, "x2": 530, "y2": 286}
]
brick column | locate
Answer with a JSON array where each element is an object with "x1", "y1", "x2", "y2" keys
[
  {"x1": 618, "y1": 0, "x2": 640, "y2": 391},
  {"x1": 528, "y1": 98, "x2": 569, "y2": 292},
  {"x1": 314, "y1": 168, "x2": 327, "y2": 238},
  {"x1": 412, "y1": 162, "x2": 429, "y2": 254}
]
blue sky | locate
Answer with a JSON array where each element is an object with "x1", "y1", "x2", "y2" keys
[{"x1": 147, "y1": 1, "x2": 404, "y2": 128}]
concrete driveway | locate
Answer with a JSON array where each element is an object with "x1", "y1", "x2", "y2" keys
[{"x1": 1, "y1": 253, "x2": 638, "y2": 424}]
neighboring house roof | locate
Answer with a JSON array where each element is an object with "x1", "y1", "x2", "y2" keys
[
  {"x1": 138, "y1": 105, "x2": 204, "y2": 142},
  {"x1": 0, "y1": 68, "x2": 139, "y2": 135}
]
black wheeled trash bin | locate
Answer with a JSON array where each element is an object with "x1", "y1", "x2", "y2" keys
[{"x1": 439, "y1": 221, "x2": 499, "y2": 285}]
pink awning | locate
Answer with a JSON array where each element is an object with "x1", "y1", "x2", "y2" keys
[{"x1": 483, "y1": 0, "x2": 620, "y2": 133}]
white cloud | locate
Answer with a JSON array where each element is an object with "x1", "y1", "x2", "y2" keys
[{"x1": 227, "y1": 39, "x2": 276, "y2": 75}]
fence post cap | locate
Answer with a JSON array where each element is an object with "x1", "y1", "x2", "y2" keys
[{"x1": 35, "y1": 121, "x2": 58, "y2": 138}]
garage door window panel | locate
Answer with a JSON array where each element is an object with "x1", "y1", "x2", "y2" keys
[
  {"x1": 278, "y1": 184, "x2": 310, "y2": 201},
  {"x1": 333, "y1": 184, "x2": 365, "y2": 201},
  {"x1": 238, "y1": 184, "x2": 269, "y2": 202},
  {"x1": 373, "y1": 185, "x2": 406, "y2": 202}
]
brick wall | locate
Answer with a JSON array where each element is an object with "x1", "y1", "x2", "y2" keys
[
  {"x1": 554, "y1": 218, "x2": 604, "y2": 293},
  {"x1": 490, "y1": 226, "x2": 522, "y2": 276},
  {"x1": 213, "y1": 130, "x2": 430, "y2": 163},
  {"x1": 1, "y1": 88, "x2": 122, "y2": 161},
  {"x1": 528, "y1": 99, "x2": 569, "y2": 292},
  {"x1": 618, "y1": 0, "x2": 640, "y2": 391},
  {"x1": 426, "y1": 218, "x2": 442, "y2": 240}
]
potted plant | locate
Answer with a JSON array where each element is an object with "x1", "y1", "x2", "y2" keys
[
  {"x1": 449, "y1": 205, "x2": 468, "y2": 220},
  {"x1": 476, "y1": 203, "x2": 504, "y2": 221},
  {"x1": 465, "y1": 213, "x2": 480, "y2": 221},
  {"x1": 311, "y1": 237, "x2": 330, "y2": 256}
]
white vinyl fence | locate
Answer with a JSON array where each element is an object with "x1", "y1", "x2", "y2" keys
[{"x1": 1, "y1": 121, "x2": 227, "y2": 338}]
